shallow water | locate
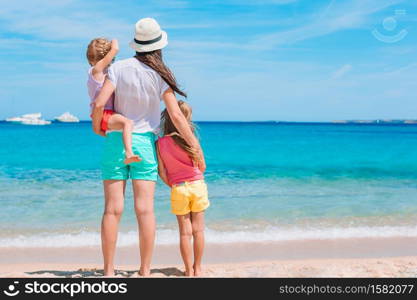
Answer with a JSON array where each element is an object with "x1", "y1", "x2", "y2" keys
[{"x1": 1, "y1": 121, "x2": 417, "y2": 247}]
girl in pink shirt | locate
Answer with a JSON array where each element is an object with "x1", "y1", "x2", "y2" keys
[{"x1": 157, "y1": 100, "x2": 209, "y2": 277}]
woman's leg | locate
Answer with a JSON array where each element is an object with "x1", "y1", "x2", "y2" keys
[
  {"x1": 132, "y1": 179, "x2": 156, "y2": 276},
  {"x1": 101, "y1": 180, "x2": 126, "y2": 276},
  {"x1": 191, "y1": 211, "x2": 205, "y2": 276},
  {"x1": 106, "y1": 114, "x2": 141, "y2": 164},
  {"x1": 176, "y1": 213, "x2": 194, "y2": 276}
]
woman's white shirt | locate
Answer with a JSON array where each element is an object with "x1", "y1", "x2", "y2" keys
[{"x1": 107, "y1": 57, "x2": 169, "y2": 134}]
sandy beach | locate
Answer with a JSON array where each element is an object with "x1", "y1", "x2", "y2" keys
[
  {"x1": 1, "y1": 237, "x2": 417, "y2": 278},
  {"x1": 2, "y1": 257, "x2": 417, "y2": 278}
]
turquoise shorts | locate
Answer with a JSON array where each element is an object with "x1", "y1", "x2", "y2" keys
[{"x1": 101, "y1": 131, "x2": 158, "y2": 181}]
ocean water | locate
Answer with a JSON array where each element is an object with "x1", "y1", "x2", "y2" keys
[{"x1": 1, "y1": 121, "x2": 417, "y2": 247}]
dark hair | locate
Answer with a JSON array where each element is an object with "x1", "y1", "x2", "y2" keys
[
  {"x1": 161, "y1": 100, "x2": 198, "y2": 161},
  {"x1": 135, "y1": 50, "x2": 187, "y2": 97}
]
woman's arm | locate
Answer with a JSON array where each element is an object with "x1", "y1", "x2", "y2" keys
[
  {"x1": 162, "y1": 88, "x2": 206, "y2": 172},
  {"x1": 156, "y1": 144, "x2": 170, "y2": 186},
  {"x1": 92, "y1": 79, "x2": 115, "y2": 136}
]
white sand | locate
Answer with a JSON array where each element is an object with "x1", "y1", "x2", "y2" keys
[
  {"x1": 2, "y1": 237, "x2": 417, "y2": 277},
  {"x1": 1, "y1": 257, "x2": 417, "y2": 278}
]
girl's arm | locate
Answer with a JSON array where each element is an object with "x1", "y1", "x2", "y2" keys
[
  {"x1": 156, "y1": 144, "x2": 170, "y2": 186},
  {"x1": 92, "y1": 39, "x2": 119, "y2": 81},
  {"x1": 196, "y1": 147, "x2": 206, "y2": 173},
  {"x1": 162, "y1": 88, "x2": 206, "y2": 172},
  {"x1": 92, "y1": 79, "x2": 115, "y2": 136}
]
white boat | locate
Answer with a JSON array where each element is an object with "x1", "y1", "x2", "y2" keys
[
  {"x1": 22, "y1": 113, "x2": 42, "y2": 119},
  {"x1": 54, "y1": 112, "x2": 79, "y2": 123},
  {"x1": 21, "y1": 118, "x2": 51, "y2": 125},
  {"x1": 5, "y1": 116, "x2": 24, "y2": 123},
  {"x1": 5, "y1": 112, "x2": 51, "y2": 125}
]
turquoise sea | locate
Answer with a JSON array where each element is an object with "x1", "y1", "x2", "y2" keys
[{"x1": 1, "y1": 121, "x2": 417, "y2": 247}]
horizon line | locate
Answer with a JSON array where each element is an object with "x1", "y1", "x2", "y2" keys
[{"x1": 2, "y1": 119, "x2": 417, "y2": 124}]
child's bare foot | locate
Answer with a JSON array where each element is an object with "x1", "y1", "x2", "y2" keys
[
  {"x1": 138, "y1": 267, "x2": 150, "y2": 277},
  {"x1": 193, "y1": 265, "x2": 202, "y2": 277},
  {"x1": 124, "y1": 155, "x2": 141, "y2": 165}
]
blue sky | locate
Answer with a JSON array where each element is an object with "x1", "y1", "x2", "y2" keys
[{"x1": 0, "y1": 0, "x2": 416, "y2": 121}]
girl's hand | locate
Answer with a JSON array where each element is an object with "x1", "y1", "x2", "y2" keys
[
  {"x1": 111, "y1": 39, "x2": 119, "y2": 53},
  {"x1": 194, "y1": 147, "x2": 206, "y2": 173},
  {"x1": 93, "y1": 42, "x2": 118, "y2": 75}
]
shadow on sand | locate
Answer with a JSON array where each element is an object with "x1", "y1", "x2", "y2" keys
[{"x1": 26, "y1": 267, "x2": 185, "y2": 278}]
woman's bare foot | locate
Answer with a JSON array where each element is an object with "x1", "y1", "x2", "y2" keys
[
  {"x1": 124, "y1": 155, "x2": 141, "y2": 165},
  {"x1": 185, "y1": 268, "x2": 194, "y2": 277},
  {"x1": 103, "y1": 268, "x2": 115, "y2": 277}
]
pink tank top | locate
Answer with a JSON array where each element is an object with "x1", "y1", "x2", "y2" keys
[{"x1": 157, "y1": 136, "x2": 204, "y2": 185}]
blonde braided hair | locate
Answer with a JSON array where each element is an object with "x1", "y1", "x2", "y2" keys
[{"x1": 86, "y1": 38, "x2": 112, "y2": 66}]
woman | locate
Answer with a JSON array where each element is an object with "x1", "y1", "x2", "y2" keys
[{"x1": 92, "y1": 17, "x2": 205, "y2": 276}]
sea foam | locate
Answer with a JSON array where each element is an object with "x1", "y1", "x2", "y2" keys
[{"x1": 1, "y1": 225, "x2": 417, "y2": 248}]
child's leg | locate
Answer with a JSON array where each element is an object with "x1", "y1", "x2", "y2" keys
[
  {"x1": 191, "y1": 211, "x2": 205, "y2": 276},
  {"x1": 176, "y1": 213, "x2": 194, "y2": 276},
  {"x1": 106, "y1": 114, "x2": 141, "y2": 164}
]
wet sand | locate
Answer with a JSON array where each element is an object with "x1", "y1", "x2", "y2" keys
[{"x1": 1, "y1": 237, "x2": 417, "y2": 277}]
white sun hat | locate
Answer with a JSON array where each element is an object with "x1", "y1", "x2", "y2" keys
[{"x1": 129, "y1": 18, "x2": 168, "y2": 52}]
